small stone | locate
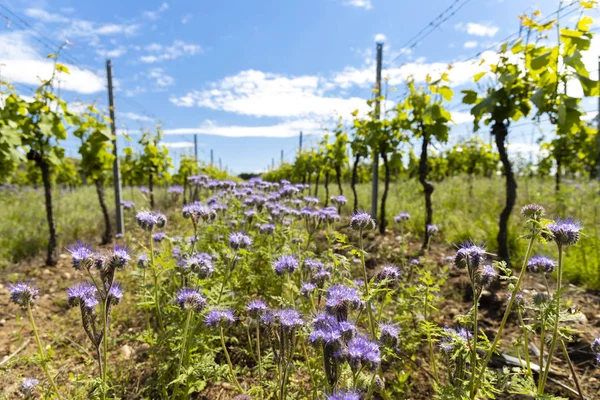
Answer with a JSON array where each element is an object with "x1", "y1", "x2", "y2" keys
[
  {"x1": 0, "y1": 318, "x2": 5, "y2": 326},
  {"x1": 43, "y1": 268, "x2": 52, "y2": 275},
  {"x1": 59, "y1": 254, "x2": 69, "y2": 259},
  {"x1": 63, "y1": 272, "x2": 72, "y2": 280},
  {"x1": 120, "y1": 345, "x2": 134, "y2": 360}
]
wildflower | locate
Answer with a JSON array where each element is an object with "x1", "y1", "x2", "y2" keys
[
  {"x1": 300, "y1": 283, "x2": 316, "y2": 296},
  {"x1": 326, "y1": 285, "x2": 361, "y2": 321},
  {"x1": 152, "y1": 232, "x2": 166, "y2": 242},
  {"x1": 304, "y1": 258, "x2": 324, "y2": 271},
  {"x1": 274, "y1": 309, "x2": 304, "y2": 330},
  {"x1": 136, "y1": 211, "x2": 167, "y2": 230},
  {"x1": 182, "y1": 203, "x2": 216, "y2": 222},
  {"x1": 350, "y1": 211, "x2": 376, "y2": 231},
  {"x1": 9, "y1": 282, "x2": 39, "y2": 308},
  {"x1": 379, "y1": 323, "x2": 399, "y2": 347},
  {"x1": 273, "y1": 255, "x2": 299, "y2": 275},
  {"x1": 108, "y1": 284, "x2": 123, "y2": 305},
  {"x1": 229, "y1": 232, "x2": 252, "y2": 250},
  {"x1": 304, "y1": 196, "x2": 320, "y2": 205},
  {"x1": 375, "y1": 265, "x2": 401, "y2": 285},
  {"x1": 67, "y1": 282, "x2": 98, "y2": 309},
  {"x1": 121, "y1": 200, "x2": 135, "y2": 210},
  {"x1": 394, "y1": 212, "x2": 410, "y2": 223},
  {"x1": 175, "y1": 288, "x2": 207, "y2": 312},
  {"x1": 547, "y1": 219, "x2": 582, "y2": 247},
  {"x1": 259, "y1": 223, "x2": 275, "y2": 234},
  {"x1": 205, "y1": 308, "x2": 235, "y2": 328},
  {"x1": 327, "y1": 391, "x2": 361, "y2": 400},
  {"x1": 21, "y1": 378, "x2": 39, "y2": 399},
  {"x1": 168, "y1": 186, "x2": 184, "y2": 195},
  {"x1": 533, "y1": 292, "x2": 550, "y2": 306},
  {"x1": 137, "y1": 254, "x2": 148, "y2": 269},
  {"x1": 439, "y1": 326, "x2": 470, "y2": 353},
  {"x1": 67, "y1": 242, "x2": 94, "y2": 270},
  {"x1": 521, "y1": 204, "x2": 545, "y2": 220},
  {"x1": 343, "y1": 336, "x2": 381, "y2": 370},
  {"x1": 311, "y1": 269, "x2": 331, "y2": 288},
  {"x1": 427, "y1": 224, "x2": 439, "y2": 237},
  {"x1": 478, "y1": 264, "x2": 497, "y2": 287},
  {"x1": 508, "y1": 292, "x2": 525, "y2": 307},
  {"x1": 109, "y1": 244, "x2": 130, "y2": 270},
  {"x1": 527, "y1": 255, "x2": 556, "y2": 273},
  {"x1": 454, "y1": 242, "x2": 486, "y2": 271},
  {"x1": 330, "y1": 195, "x2": 347, "y2": 205},
  {"x1": 185, "y1": 252, "x2": 214, "y2": 278},
  {"x1": 591, "y1": 338, "x2": 600, "y2": 354},
  {"x1": 247, "y1": 299, "x2": 269, "y2": 318}
]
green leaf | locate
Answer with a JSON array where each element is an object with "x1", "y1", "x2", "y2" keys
[
  {"x1": 461, "y1": 90, "x2": 478, "y2": 105},
  {"x1": 531, "y1": 51, "x2": 552, "y2": 70},
  {"x1": 55, "y1": 63, "x2": 70, "y2": 74},
  {"x1": 577, "y1": 16, "x2": 593, "y2": 32},
  {"x1": 473, "y1": 71, "x2": 486, "y2": 82},
  {"x1": 438, "y1": 86, "x2": 453, "y2": 101},
  {"x1": 576, "y1": 73, "x2": 599, "y2": 96}
]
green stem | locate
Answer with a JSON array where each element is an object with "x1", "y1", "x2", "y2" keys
[
  {"x1": 424, "y1": 291, "x2": 439, "y2": 384},
  {"x1": 517, "y1": 309, "x2": 532, "y2": 378},
  {"x1": 471, "y1": 232, "x2": 536, "y2": 398},
  {"x1": 172, "y1": 310, "x2": 192, "y2": 400},
  {"x1": 102, "y1": 298, "x2": 109, "y2": 400},
  {"x1": 256, "y1": 325, "x2": 264, "y2": 400},
  {"x1": 220, "y1": 327, "x2": 244, "y2": 394},
  {"x1": 469, "y1": 285, "x2": 479, "y2": 397},
  {"x1": 217, "y1": 256, "x2": 235, "y2": 304},
  {"x1": 560, "y1": 339, "x2": 585, "y2": 400},
  {"x1": 150, "y1": 235, "x2": 164, "y2": 332},
  {"x1": 539, "y1": 245, "x2": 564, "y2": 394},
  {"x1": 300, "y1": 334, "x2": 316, "y2": 400},
  {"x1": 27, "y1": 303, "x2": 63, "y2": 400},
  {"x1": 359, "y1": 231, "x2": 376, "y2": 337}
]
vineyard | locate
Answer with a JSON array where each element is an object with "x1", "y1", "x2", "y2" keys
[{"x1": 2, "y1": 2, "x2": 600, "y2": 400}]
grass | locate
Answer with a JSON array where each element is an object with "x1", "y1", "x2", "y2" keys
[{"x1": 2, "y1": 176, "x2": 599, "y2": 288}]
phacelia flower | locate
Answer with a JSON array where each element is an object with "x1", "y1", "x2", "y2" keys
[
  {"x1": 311, "y1": 269, "x2": 331, "y2": 287},
  {"x1": 9, "y1": 282, "x2": 39, "y2": 308},
  {"x1": 185, "y1": 252, "x2": 214, "y2": 278},
  {"x1": 247, "y1": 299, "x2": 269, "y2": 318},
  {"x1": 454, "y1": 242, "x2": 486, "y2": 271},
  {"x1": 182, "y1": 203, "x2": 216, "y2": 222},
  {"x1": 108, "y1": 284, "x2": 123, "y2": 305},
  {"x1": 344, "y1": 336, "x2": 381, "y2": 370},
  {"x1": 327, "y1": 391, "x2": 361, "y2": 400},
  {"x1": 394, "y1": 212, "x2": 410, "y2": 223},
  {"x1": 136, "y1": 211, "x2": 167, "y2": 230},
  {"x1": 274, "y1": 309, "x2": 304, "y2": 330},
  {"x1": 439, "y1": 326, "x2": 470, "y2": 353},
  {"x1": 175, "y1": 288, "x2": 207, "y2": 312},
  {"x1": 330, "y1": 195, "x2": 347, "y2": 205},
  {"x1": 109, "y1": 244, "x2": 131, "y2": 270},
  {"x1": 21, "y1": 378, "x2": 39, "y2": 399},
  {"x1": 591, "y1": 338, "x2": 600, "y2": 354},
  {"x1": 427, "y1": 224, "x2": 439, "y2": 236},
  {"x1": 533, "y1": 292, "x2": 551, "y2": 306},
  {"x1": 375, "y1": 265, "x2": 401, "y2": 285},
  {"x1": 205, "y1": 308, "x2": 235, "y2": 328},
  {"x1": 326, "y1": 285, "x2": 361, "y2": 321},
  {"x1": 259, "y1": 223, "x2": 276, "y2": 234},
  {"x1": 137, "y1": 254, "x2": 148, "y2": 269},
  {"x1": 478, "y1": 264, "x2": 497, "y2": 287},
  {"x1": 152, "y1": 232, "x2": 166, "y2": 242},
  {"x1": 527, "y1": 255, "x2": 556, "y2": 273},
  {"x1": 304, "y1": 258, "x2": 324, "y2": 271},
  {"x1": 67, "y1": 242, "x2": 94, "y2": 270},
  {"x1": 121, "y1": 200, "x2": 135, "y2": 210},
  {"x1": 168, "y1": 186, "x2": 184, "y2": 195},
  {"x1": 521, "y1": 204, "x2": 545, "y2": 220},
  {"x1": 67, "y1": 282, "x2": 98, "y2": 309},
  {"x1": 350, "y1": 211, "x2": 376, "y2": 231},
  {"x1": 300, "y1": 283, "x2": 316, "y2": 296},
  {"x1": 508, "y1": 292, "x2": 525, "y2": 307},
  {"x1": 379, "y1": 323, "x2": 399, "y2": 347},
  {"x1": 547, "y1": 219, "x2": 582, "y2": 247},
  {"x1": 273, "y1": 255, "x2": 299, "y2": 275},
  {"x1": 229, "y1": 232, "x2": 252, "y2": 250}
]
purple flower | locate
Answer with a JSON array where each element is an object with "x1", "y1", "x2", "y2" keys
[
  {"x1": 521, "y1": 204, "x2": 545, "y2": 219},
  {"x1": 182, "y1": 203, "x2": 216, "y2": 222},
  {"x1": 259, "y1": 223, "x2": 276, "y2": 234},
  {"x1": 247, "y1": 299, "x2": 269, "y2": 318},
  {"x1": 108, "y1": 284, "x2": 123, "y2": 305},
  {"x1": 304, "y1": 196, "x2": 320, "y2": 206},
  {"x1": 109, "y1": 244, "x2": 131, "y2": 269},
  {"x1": 175, "y1": 288, "x2": 207, "y2": 312},
  {"x1": 304, "y1": 258, "x2": 324, "y2": 271},
  {"x1": 152, "y1": 232, "x2": 166, "y2": 242},
  {"x1": 300, "y1": 283, "x2": 316, "y2": 296},
  {"x1": 454, "y1": 242, "x2": 486, "y2": 271},
  {"x1": 67, "y1": 282, "x2": 98, "y2": 309},
  {"x1": 205, "y1": 308, "x2": 235, "y2": 328},
  {"x1": 183, "y1": 252, "x2": 214, "y2": 278},
  {"x1": 67, "y1": 242, "x2": 94, "y2": 270},
  {"x1": 379, "y1": 323, "x2": 399, "y2": 347},
  {"x1": 330, "y1": 195, "x2": 347, "y2": 206},
  {"x1": 478, "y1": 264, "x2": 497, "y2": 287},
  {"x1": 229, "y1": 232, "x2": 252, "y2": 250},
  {"x1": 137, "y1": 254, "x2": 148, "y2": 269},
  {"x1": 508, "y1": 292, "x2": 525, "y2": 307},
  {"x1": 439, "y1": 326, "x2": 470, "y2": 353},
  {"x1": 375, "y1": 265, "x2": 401, "y2": 285},
  {"x1": 533, "y1": 292, "x2": 550, "y2": 306},
  {"x1": 527, "y1": 255, "x2": 555, "y2": 273},
  {"x1": 273, "y1": 255, "x2": 299, "y2": 275},
  {"x1": 327, "y1": 391, "x2": 361, "y2": 400},
  {"x1": 591, "y1": 338, "x2": 600, "y2": 354},
  {"x1": 394, "y1": 212, "x2": 410, "y2": 223},
  {"x1": 168, "y1": 186, "x2": 184, "y2": 195},
  {"x1": 326, "y1": 285, "x2": 361, "y2": 320},
  {"x1": 9, "y1": 282, "x2": 39, "y2": 308},
  {"x1": 274, "y1": 309, "x2": 304, "y2": 330},
  {"x1": 547, "y1": 219, "x2": 582, "y2": 247},
  {"x1": 343, "y1": 336, "x2": 381, "y2": 370},
  {"x1": 21, "y1": 378, "x2": 39, "y2": 398},
  {"x1": 350, "y1": 211, "x2": 376, "y2": 231},
  {"x1": 311, "y1": 269, "x2": 331, "y2": 288},
  {"x1": 121, "y1": 200, "x2": 135, "y2": 210},
  {"x1": 136, "y1": 211, "x2": 167, "y2": 231},
  {"x1": 427, "y1": 224, "x2": 439, "y2": 235}
]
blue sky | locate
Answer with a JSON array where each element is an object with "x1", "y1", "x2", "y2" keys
[{"x1": 0, "y1": 0, "x2": 598, "y2": 173}]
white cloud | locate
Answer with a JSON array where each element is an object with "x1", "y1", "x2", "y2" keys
[
  {"x1": 169, "y1": 69, "x2": 367, "y2": 118},
  {"x1": 344, "y1": 0, "x2": 373, "y2": 10},
  {"x1": 24, "y1": 8, "x2": 69, "y2": 23},
  {"x1": 121, "y1": 112, "x2": 154, "y2": 122},
  {"x1": 181, "y1": 13, "x2": 193, "y2": 24},
  {"x1": 0, "y1": 31, "x2": 105, "y2": 94},
  {"x1": 143, "y1": 2, "x2": 169, "y2": 20},
  {"x1": 147, "y1": 67, "x2": 174, "y2": 87},
  {"x1": 164, "y1": 119, "x2": 323, "y2": 138},
  {"x1": 161, "y1": 141, "x2": 194, "y2": 148},
  {"x1": 455, "y1": 22, "x2": 499, "y2": 37},
  {"x1": 140, "y1": 40, "x2": 202, "y2": 63},
  {"x1": 464, "y1": 41, "x2": 478, "y2": 49},
  {"x1": 96, "y1": 46, "x2": 128, "y2": 58},
  {"x1": 451, "y1": 111, "x2": 474, "y2": 125},
  {"x1": 374, "y1": 33, "x2": 387, "y2": 43}
]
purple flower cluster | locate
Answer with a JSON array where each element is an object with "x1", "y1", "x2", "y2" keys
[
  {"x1": 152, "y1": 232, "x2": 166, "y2": 242},
  {"x1": 521, "y1": 204, "x2": 545, "y2": 219},
  {"x1": 9, "y1": 282, "x2": 39, "y2": 308},
  {"x1": 205, "y1": 308, "x2": 235, "y2": 328},
  {"x1": 454, "y1": 242, "x2": 486, "y2": 271},
  {"x1": 342, "y1": 336, "x2": 381, "y2": 371},
  {"x1": 67, "y1": 282, "x2": 98, "y2": 310},
  {"x1": 273, "y1": 255, "x2": 299, "y2": 275},
  {"x1": 374, "y1": 265, "x2": 401, "y2": 286},
  {"x1": 592, "y1": 338, "x2": 600, "y2": 364},
  {"x1": 379, "y1": 323, "x2": 399, "y2": 347},
  {"x1": 121, "y1": 200, "x2": 135, "y2": 210},
  {"x1": 325, "y1": 285, "x2": 361, "y2": 321},
  {"x1": 181, "y1": 252, "x2": 214, "y2": 278},
  {"x1": 330, "y1": 195, "x2": 347, "y2": 206},
  {"x1": 182, "y1": 202, "x2": 217, "y2": 223},
  {"x1": 229, "y1": 232, "x2": 252, "y2": 250},
  {"x1": 547, "y1": 219, "x2": 582, "y2": 247},
  {"x1": 136, "y1": 211, "x2": 167, "y2": 231},
  {"x1": 394, "y1": 211, "x2": 410, "y2": 223},
  {"x1": 327, "y1": 391, "x2": 361, "y2": 400},
  {"x1": 247, "y1": 299, "x2": 269, "y2": 318},
  {"x1": 527, "y1": 255, "x2": 555, "y2": 273},
  {"x1": 427, "y1": 224, "x2": 439, "y2": 236},
  {"x1": 350, "y1": 211, "x2": 376, "y2": 231},
  {"x1": 21, "y1": 378, "x2": 39, "y2": 399},
  {"x1": 168, "y1": 186, "x2": 184, "y2": 195},
  {"x1": 439, "y1": 326, "x2": 470, "y2": 353},
  {"x1": 67, "y1": 242, "x2": 95, "y2": 270},
  {"x1": 175, "y1": 288, "x2": 207, "y2": 312}
]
